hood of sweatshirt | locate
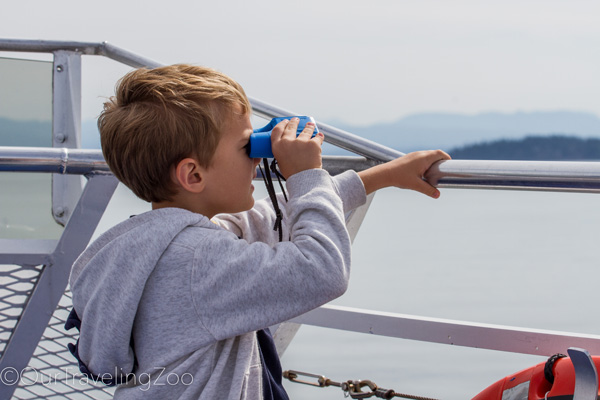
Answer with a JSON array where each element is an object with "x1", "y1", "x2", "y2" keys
[{"x1": 67, "y1": 207, "x2": 215, "y2": 383}]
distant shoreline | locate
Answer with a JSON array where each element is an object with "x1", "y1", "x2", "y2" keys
[{"x1": 448, "y1": 135, "x2": 600, "y2": 161}]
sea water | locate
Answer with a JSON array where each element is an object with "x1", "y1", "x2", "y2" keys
[{"x1": 89, "y1": 180, "x2": 600, "y2": 400}]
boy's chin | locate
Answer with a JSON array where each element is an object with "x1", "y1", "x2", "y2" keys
[{"x1": 228, "y1": 199, "x2": 255, "y2": 214}]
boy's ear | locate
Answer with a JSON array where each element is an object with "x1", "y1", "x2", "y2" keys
[{"x1": 173, "y1": 158, "x2": 206, "y2": 193}]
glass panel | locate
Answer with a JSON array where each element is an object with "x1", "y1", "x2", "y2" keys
[{"x1": 0, "y1": 57, "x2": 62, "y2": 239}]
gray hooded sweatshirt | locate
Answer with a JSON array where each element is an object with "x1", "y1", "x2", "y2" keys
[{"x1": 68, "y1": 168, "x2": 366, "y2": 399}]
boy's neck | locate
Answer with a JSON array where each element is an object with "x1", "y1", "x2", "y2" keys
[{"x1": 152, "y1": 194, "x2": 214, "y2": 218}]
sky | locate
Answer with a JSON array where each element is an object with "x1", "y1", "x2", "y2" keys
[
  {"x1": 2, "y1": 4, "x2": 599, "y2": 398},
  {"x1": 1, "y1": 0, "x2": 600, "y2": 126}
]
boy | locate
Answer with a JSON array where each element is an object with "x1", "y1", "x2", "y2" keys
[{"x1": 66, "y1": 64, "x2": 450, "y2": 399}]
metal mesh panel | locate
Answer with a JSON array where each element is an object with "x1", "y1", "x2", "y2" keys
[
  {"x1": 10, "y1": 291, "x2": 115, "y2": 400},
  {"x1": 0, "y1": 264, "x2": 43, "y2": 357}
]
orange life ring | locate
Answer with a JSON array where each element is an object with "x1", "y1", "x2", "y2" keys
[{"x1": 472, "y1": 354, "x2": 600, "y2": 400}]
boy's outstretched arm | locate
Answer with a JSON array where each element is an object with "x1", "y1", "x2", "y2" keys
[{"x1": 358, "y1": 150, "x2": 451, "y2": 198}]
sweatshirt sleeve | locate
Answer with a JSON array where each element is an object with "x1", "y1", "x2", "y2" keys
[
  {"x1": 190, "y1": 168, "x2": 356, "y2": 340},
  {"x1": 212, "y1": 169, "x2": 367, "y2": 246},
  {"x1": 331, "y1": 169, "x2": 368, "y2": 214}
]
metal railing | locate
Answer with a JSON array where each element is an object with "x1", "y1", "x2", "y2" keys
[
  {"x1": 4, "y1": 38, "x2": 600, "y2": 192},
  {"x1": 2, "y1": 38, "x2": 600, "y2": 400},
  {"x1": 2, "y1": 146, "x2": 600, "y2": 192}
]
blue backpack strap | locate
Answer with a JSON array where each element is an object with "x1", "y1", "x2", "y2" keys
[
  {"x1": 64, "y1": 308, "x2": 135, "y2": 386},
  {"x1": 256, "y1": 328, "x2": 290, "y2": 400}
]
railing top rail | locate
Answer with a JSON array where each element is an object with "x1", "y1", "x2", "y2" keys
[
  {"x1": 0, "y1": 146, "x2": 378, "y2": 177},
  {"x1": 1, "y1": 146, "x2": 600, "y2": 193},
  {"x1": 0, "y1": 38, "x2": 161, "y2": 68},
  {"x1": 0, "y1": 38, "x2": 103, "y2": 54},
  {"x1": 426, "y1": 159, "x2": 600, "y2": 193},
  {"x1": 0, "y1": 146, "x2": 108, "y2": 175}
]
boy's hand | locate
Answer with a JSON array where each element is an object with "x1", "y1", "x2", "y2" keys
[
  {"x1": 358, "y1": 150, "x2": 451, "y2": 198},
  {"x1": 271, "y1": 117, "x2": 325, "y2": 179}
]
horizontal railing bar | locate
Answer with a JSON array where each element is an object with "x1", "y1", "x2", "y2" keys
[
  {"x1": 0, "y1": 146, "x2": 377, "y2": 176},
  {"x1": 2, "y1": 147, "x2": 600, "y2": 193},
  {"x1": 0, "y1": 146, "x2": 110, "y2": 174},
  {"x1": 425, "y1": 159, "x2": 600, "y2": 193},
  {"x1": 292, "y1": 305, "x2": 600, "y2": 356},
  {"x1": 0, "y1": 38, "x2": 102, "y2": 54},
  {"x1": 0, "y1": 38, "x2": 161, "y2": 69},
  {"x1": 0, "y1": 239, "x2": 57, "y2": 266}
]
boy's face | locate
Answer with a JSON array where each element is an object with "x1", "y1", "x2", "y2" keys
[{"x1": 201, "y1": 109, "x2": 261, "y2": 217}]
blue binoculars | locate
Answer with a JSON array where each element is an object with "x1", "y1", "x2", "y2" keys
[{"x1": 246, "y1": 116, "x2": 320, "y2": 158}]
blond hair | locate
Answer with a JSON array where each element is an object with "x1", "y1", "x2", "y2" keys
[{"x1": 98, "y1": 64, "x2": 251, "y2": 203}]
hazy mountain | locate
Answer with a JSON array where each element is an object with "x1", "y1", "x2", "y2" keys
[{"x1": 329, "y1": 111, "x2": 600, "y2": 153}]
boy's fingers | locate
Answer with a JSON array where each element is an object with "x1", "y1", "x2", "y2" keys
[
  {"x1": 312, "y1": 131, "x2": 325, "y2": 146},
  {"x1": 416, "y1": 149, "x2": 451, "y2": 177},
  {"x1": 408, "y1": 150, "x2": 448, "y2": 198},
  {"x1": 426, "y1": 149, "x2": 452, "y2": 164},
  {"x1": 270, "y1": 119, "x2": 290, "y2": 142},
  {"x1": 297, "y1": 122, "x2": 316, "y2": 140},
  {"x1": 413, "y1": 178, "x2": 441, "y2": 199},
  {"x1": 282, "y1": 117, "x2": 300, "y2": 139}
]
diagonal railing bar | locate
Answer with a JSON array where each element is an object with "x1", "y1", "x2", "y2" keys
[
  {"x1": 11, "y1": 291, "x2": 116, "y2": 399},
  {"x1": 0, "y1": 38, "x2": 401, "y2": 161},
  {"x1": 248, "y1": 98, "x2": 405, "y2": 160},
  {"x1": 0, "y1": 174, "x2": 118, "y2": 399}
]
